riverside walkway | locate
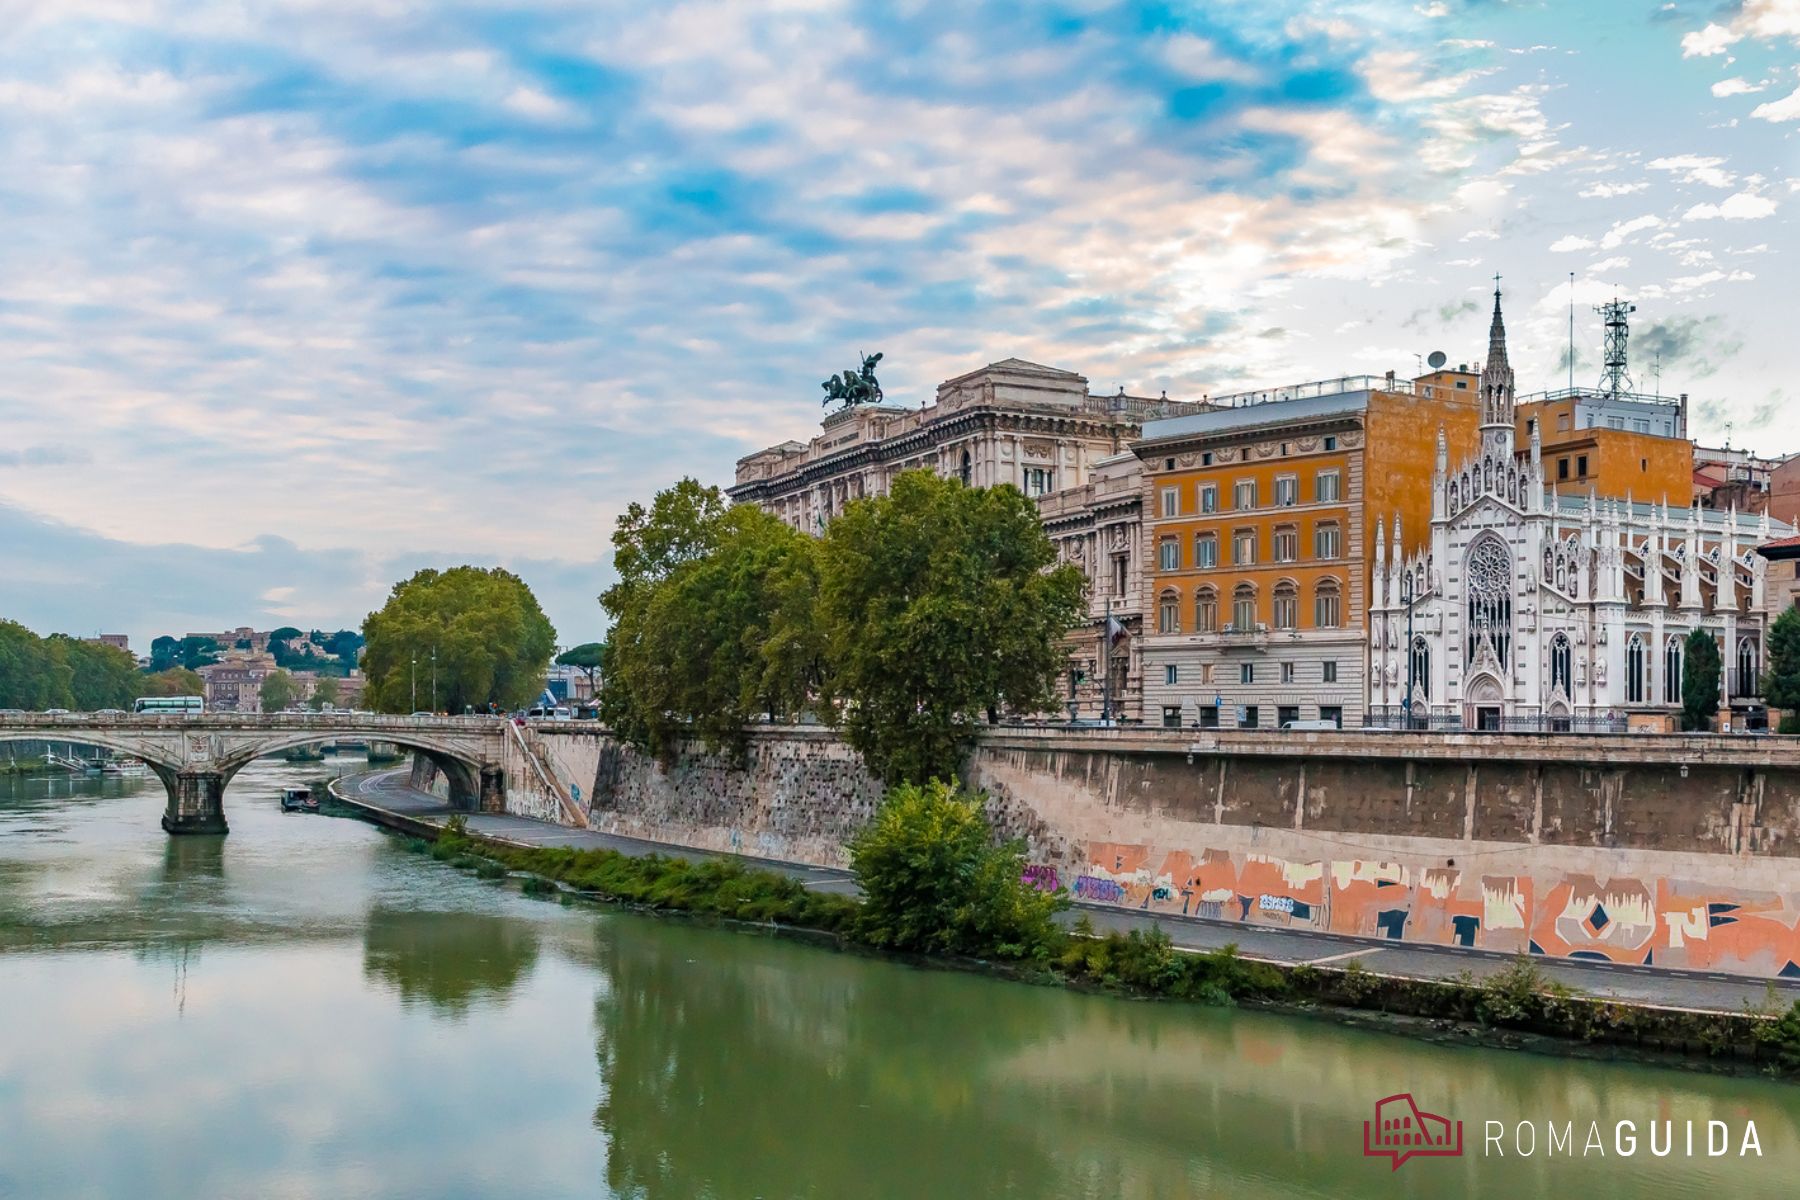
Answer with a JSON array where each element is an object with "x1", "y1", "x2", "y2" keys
[{"x1": 335, "y1": 767, "x2": 1800, "y2": 1014}]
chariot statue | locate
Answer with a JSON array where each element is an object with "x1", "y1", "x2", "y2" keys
[{"x1": 821, "y1": 351, "x2": 885, "y2": 408}]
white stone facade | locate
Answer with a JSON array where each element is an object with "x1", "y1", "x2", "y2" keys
[{"x1": 1369, "y1": 293, "x2": 1788, "y2": 731}]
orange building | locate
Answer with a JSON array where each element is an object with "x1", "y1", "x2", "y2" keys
[
  {"x1": 1513, "y1": 391, "x2": 1691, "y2": 503},
  {"x1": 1132, "y1": 374, "x2": 1481, "y2": 729}
]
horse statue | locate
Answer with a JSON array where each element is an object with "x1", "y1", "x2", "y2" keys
[{"x1": 821, "y1": 352, "x2": 885, "y2": 408}]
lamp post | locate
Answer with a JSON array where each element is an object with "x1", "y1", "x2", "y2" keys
[
  {"x1": 431, "y1": 647, "x2": 438, "y2": 713},
  {"x1": 1401, "y1": 572, "x2": 1416, "y2": 731},
  {"x1": 410, "y1": 654, "x2": 417, "y2": 713}
]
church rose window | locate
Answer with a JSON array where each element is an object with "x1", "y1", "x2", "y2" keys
[{"x1": 1465, "y1": 537, "x2": 1512, "y2": 670}]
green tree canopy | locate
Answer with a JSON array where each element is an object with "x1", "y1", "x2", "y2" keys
[
  {"x1": 1682, "y1": 628, "x2": 1722, "y2": 732},
  {"x1": 818, "y1": 471, "x2": 1085, "y2": 783},
  {"x1": 0, "y1": 620, "x2": 70, "y2": 709},
  {"x1": 260, "y1": 669, "x2": 300, "y2": 713},
  {"x1": 149, "y1": 635, "x2": 180, "y2": 673},
  {"x1": 309, "y1": 675, "x2": 341, "y2": 710},
  {"x1": 140, "y1": 667, "x2": 205, "y2": 697},
  {"x1": 1765, "y1": 607, "x2": 1800, "y2": 730},
  {"x1": 49, "y1": 636, "x2": 139, "y2": 710},
  {"x1": 362, "y1": 566, "x2": 556, "y2": 713}
]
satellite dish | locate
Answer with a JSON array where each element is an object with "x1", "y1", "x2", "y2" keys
[{"x1": 1427, "y1": 350, "x2": 1448, "y2": 370}]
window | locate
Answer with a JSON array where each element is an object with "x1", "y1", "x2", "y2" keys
[
  {"x1": 1201, "y1": 451, "x2": 1213, "y2": 466},
  {"x1": 1664, "y1": 635, "x2": 1683, "y2": 705},
  {"x1": 1280, "y1": 443, "x2": 1289, "y2": 457},
  {"x1": 1526, "y1": 418, "x2": 1536, "y2": 435},
  {"x1": 1576, "y1": 455, "x2": 1588, "y2": 478},
  {"x1": 1194, "y1": 588, "x2": 1218, "y2": 632},
  {"x1": 1158, "y1": 590, "x2": 1180, "y2": 634},
  {"x1": 1314, "y1": 522, "x2": 1341, "y2": 559},
  {"x1": 1323, "y1": 660, "x2": 1338, "y2": 683},
  {"x1": 1200, "y1": 484, "x2": 1218, "y2": 513},
  {"x1": 1465, "y1": 537, "x2": 1512, "y2": 668},
  {"x1": 1241, "y1": 705, "x2": 1259, "y2": 729},
  {"x1": 1410, "y1": 637, "x2": 1430, "y2": 702},
  {"x1": 1275, "y1": 476, "x2": 1297, "y2": 506},
  {"x1": 1240, "y1": 662, "x2": 1255, "y2": 685},
  {"x1": 1159, "y1": 539, "x2": 1179, "y2": 571},
  {"x1": 1023, "y1": 467, "x2": 1055, "y2": 496},
  {"x1": 1278, "y1": 704, "x2": 1299, "y2": 727},
  {"x1": 1165, "y1": 664, "x2": 1179, "y2": 686},
  {"x1": 1315, "y1": 470, "x2": 1341, "y2": 503},
  {"x1": 1160, "y1": 487, "x2": 1179, "y2": 517},
  {"x1": 1272, "y1": 581, "x2": 1298, "y2": 629},
  {"x1": 1626, "y1": 634, "x2": 1646, "y2": 704},
  {"x1": 1557, "y1": 413, "x2": 1571, "y2": 431},
  {"x1": 1162, "y1": 706, "x2": 1182, "y2": 728},
  {"x1": 1273, "y1": 526, "x2": 1297, "y2": 563},
  {"x1": 1200, "y1": 662, "x2": 1214, "y2": 684},
  {"x1": 1165, "y1": 458, "x2": 1176, "y2": 471},
  {"x1": 1607, "y1": 416, "x2": 1625, "y2": 431},
  {"x1": 1738, "y1": 637, "x2": 1759, "y2": 698},
  {"x1": 1551, "y1": 633, "x2": 1572, "y2": 695},
  {"x1": 1321, "y1": 705, "x2": 1343, "y2": 727},
  {"x1": 1234, "y1": 480, "x2": 1256, "y2": 510},
  {"x1": 960, "y1": 451, "x2": 972, "y2": 486},
  {"x1": 1112, "y1": 555, "x2": 1127, "y2": 597},
  {"x1": 1280, "y1": 662, "x2": 1295, "y2": 684},
  {"x1": 1323, "y1": 436, "x2": 1338, "y2": 451},
  {"x1": 1314, "y1": 578, "x2": 1342, "y2": 628},
  {"x1": 1633, "y1": 419, "x2": 1649, "y2": 434},
  {"x1": 1195, "y1": 533, "x2": 1218, "y2": 568},
  {"x1": 1197, "y1": 705, "x2": 1219, "y2": 729},
  {"x1": 1557, "y1": 458, "x2": 1569, "y2": 481},
  {"x1": 1233, "y1": 584, "x2": 1257, "y2": 630},
  {"x1": 1232, "y1": 528, "x2": 1256, "y2": 565}
]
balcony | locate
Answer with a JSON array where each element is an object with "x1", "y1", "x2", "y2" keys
[{"x1": 1217, "y1": 622, "x2": 1270, "y2": 650}]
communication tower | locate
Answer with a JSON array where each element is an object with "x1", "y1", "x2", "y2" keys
[{"x1": 1595, "y1": 298, "x2": 1635, "y2": 399}]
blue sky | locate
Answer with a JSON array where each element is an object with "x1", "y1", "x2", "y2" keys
[{"x1": 1, "y1": 0, "x2": 1796, "y2": 651}]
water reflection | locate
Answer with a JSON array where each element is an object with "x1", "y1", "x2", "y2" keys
[
  {"x1": 363, "y1": 907, "x2": 542, "y2": 1017},
  {"x1": 160, "y1": 831, "x2": 225, "y2": 881}
]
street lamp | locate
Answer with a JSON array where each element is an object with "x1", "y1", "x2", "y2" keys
[
  {"x1": 1401, "y1": 571, "x2": 1416, "y2": 731},
  {"x1": 431, "y1": 647, "x2": 438, "y2": 713},
  {"x1": 410, "y1": 654, "x2": 417, "y2": 713}
]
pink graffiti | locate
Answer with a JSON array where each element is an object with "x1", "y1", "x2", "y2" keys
[{"x1": 1022, "y1": 864, "x2": 1061, "y2": 892}]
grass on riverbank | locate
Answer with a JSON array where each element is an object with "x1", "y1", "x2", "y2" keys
[{"x1": 394, "y1": 802, "x2": 1800, "y2": 1079}]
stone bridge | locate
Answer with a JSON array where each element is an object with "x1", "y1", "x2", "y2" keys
[{"x1": 0, "y1": 713, "x2": 510, "y2": 834}]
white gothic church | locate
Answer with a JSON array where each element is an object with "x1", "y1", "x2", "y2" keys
[{"x1": 1367, "y1": 290, "x2": 1787, "y2": 732}]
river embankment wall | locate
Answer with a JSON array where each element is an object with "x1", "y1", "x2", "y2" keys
[{"x1": 517, "y1": 725, "x2": 1800, "y2": 979}]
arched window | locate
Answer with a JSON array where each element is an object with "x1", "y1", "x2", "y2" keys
[
  {"x1": 1194, "y1": 587, "x2": 1218, "y2": 633},
  {"x1": 1272, "y1": 580, "x2": 1298, "y2": 630},
  {"x1": 1626, "y1": 634, "x2": 1645, "y2": 704},
  {"x1": 1465, "y1": 536, "x2": 1512, "y2": 669},
  {"x1": 959, "y1": 450, "x2": 972, "y2": 486},
  {"x1": 1664, "y1": 635, "x2": 1683, "y2": 705},
  {"x1": 1409, "y1": 636, "x2": 1430, "y2": 702},
  {"x1": 1738, "y1": 637, "x2": 1759, "y2": 699},
  {"x1": 1158, "y1": 589, "x2": 1181, "y2": 635},
  {"x1": 1232, "y1": 583, "x2": 1257, "y2": 631},
  {"x1": 1550, "y1": 633, "x2": 1572, "y2": 696},
  {"x1": 1313, "y1": 577, "x2": 1342, "y2": 628}
]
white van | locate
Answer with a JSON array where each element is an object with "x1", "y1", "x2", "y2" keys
[{"x1": 1281, "y1": 719, "x2": 1340, "y2": 731}]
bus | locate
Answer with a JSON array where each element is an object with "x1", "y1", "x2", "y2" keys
[{"x1": 133, "y1": 696, "x2": 205, "y2": 716}]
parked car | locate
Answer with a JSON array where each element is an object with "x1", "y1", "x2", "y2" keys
[{"x1": 42, "y1": 708, "x2": 70, "y2": 716}]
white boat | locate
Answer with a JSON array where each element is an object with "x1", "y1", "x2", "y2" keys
[{"x1": 101, "y1": 758, "x2": 149, "y2": 778}]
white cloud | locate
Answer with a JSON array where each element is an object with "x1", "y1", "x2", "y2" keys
[
  {"x1": 1589, "y1": 256, "x2": 1630, "y2": 272},
  {"x1": 1160, "y1": 34, "x2": 1261, "y2": 84},
  {"x1": 1751, "y1": 86, "x2": 1800, "y2": 121},
  {"x1": 1578, "y1": 180, "x2": 1648, "y2": 198},
  {"x1": 1712, "y1": 78, "x2": 1765, "y2": 97},
  {"x1": 1681, "y1": 23, "x2": 1741, "y2": 56},
  {"x1": 1646, "y1": 154, "x2": 1735, "y2": 188},
  {"x1": 1683, "y1": 192, "x2": 1779, "y2": 220},
  {"x1": 1598, "y1": 214, "x2": 1663, "y2": 249},
  {"x1": 1549, "y1": 235, "x2": 1594, "y2": 252},
  {"x1": 501, "y1": 86, "x2": 570, "y2": 121}
]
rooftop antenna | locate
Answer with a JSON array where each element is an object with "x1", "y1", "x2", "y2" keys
[
  {"x1": 1567, "y1": 272, "x2": 1574, "y2": 393},
  {"x1": 1651, "y1": 351, "x2": 1662, "y2": 400},
  {"x1": 1595, "y1": 297, "x2": 1635, "y2": 400}
]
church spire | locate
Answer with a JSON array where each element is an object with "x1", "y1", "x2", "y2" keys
[
  {"x1": 1478, "y1": 278, "x2": 1517, "y2": 459},
  {"x1": 1486, "y1": 278, "x2": 1510, "y2": 375}
]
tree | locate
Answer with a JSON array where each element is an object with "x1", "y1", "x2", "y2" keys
[
  {"x1": 817, "y1": 470, "x2": 1085, "y2": 783},
  {"x1": 1765, "y1": 606, "x2": 1800, "y2": 733},
  {"x1": 556, "y1": 642, "x2": 606, "y2": 693},
  {"x1": 140, "y1": 667, "x2": 205, "y2": 697},
  {"x1": 849, "y1": 779, "x2": 1066, "y2": 961},
  {"x1": 0, "y1": 620, "x2": 68, "y2": 709},
  {"x1": 362, "y1": 566, "x2": 556, "y2": 713},
  {"x1": 149, "y1": 635, "x2": 180, "y2": 673},
  {"x1": 260, "y1": 669, "x2": 300, "y2": 713},
  {"x1": 49, "y1": 636, "x2": 138, "y2": 711},
  {"x1": 309, "y1": 675, "x2": 341, "y2": 710},
  {"x1": 178, "y1": 635, "x2": 220, "y2": 670},
  {"x1": 323, "y1": 629, "x2": 365, "y2": 663},
  {"x1": 1682, "y1": 628, "x2": 1722, "y2": 732}
]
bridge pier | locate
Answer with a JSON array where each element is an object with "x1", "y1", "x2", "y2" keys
[
  {"x1": 161, "y1": 770, "x2": 228, "y2": 836},
  {"x1": 480, "y1": 765, "x2": 505, "y2": 813}
]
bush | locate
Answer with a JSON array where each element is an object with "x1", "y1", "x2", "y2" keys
[
  {"x1": 520, "y1": 874, "x2": 559, "y2": 898},
  {"x1": 1753, "y1": 1000, "x2": 1800, "y2": 1072},
  {"x1": 849, "y1": 779, "x2": 1067, "y2": 961},
  {"x1": 475, "y1": 859, "x2": 507, "y2": 880}
]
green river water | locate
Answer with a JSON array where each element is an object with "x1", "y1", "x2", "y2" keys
[{"x1": 2, "y1": 761, "x2": 1799, "y2": 1199}]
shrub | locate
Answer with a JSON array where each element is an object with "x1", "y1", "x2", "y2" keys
[
  {"x1": 849, "y1": 779, "x2": 1067, "y2": 961},
  {"x1": 1475, "y1": 954, "x2": 1563, "y2": 1026},
  {"x1": 475, "y1": 859, "x2": 507, "y2": 881},
  {"x1": 520, "y1": 874, "x2": 558, "y2": 898},
  {"x1": 1753, "y1": 1000, "x2": 1800, "y2": 1072}
]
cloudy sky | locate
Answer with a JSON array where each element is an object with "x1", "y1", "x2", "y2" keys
[{"x1": 2, "y1": 0, "x2": 1796, "y2": 651}]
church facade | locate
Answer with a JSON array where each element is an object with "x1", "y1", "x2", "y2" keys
[{"x1": 1368, "y1": 292, "x2": 1787, "y2": 732}]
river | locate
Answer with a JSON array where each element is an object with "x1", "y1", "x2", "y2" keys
[{"x1": 2, "y1": 760, "x2": 1798, "y2": 1198}]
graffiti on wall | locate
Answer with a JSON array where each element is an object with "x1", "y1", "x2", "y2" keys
[{"x1": 1053, "y1": 839, "x2": 1800, "y2": 977}]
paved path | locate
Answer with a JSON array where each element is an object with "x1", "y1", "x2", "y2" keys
[{"x1": 336, "y1": 768, "x2": 1800, "y2": 1014}]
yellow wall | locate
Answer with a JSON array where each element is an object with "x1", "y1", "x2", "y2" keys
[
  {"x1": 1516, "y1": 400, "x2": 1694, "y2": 503},
  {"x1": 1365, "y1": 389, "x2": 1482, "y2": 564}
]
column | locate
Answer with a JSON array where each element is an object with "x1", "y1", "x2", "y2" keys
[{"x1": 162, "y1": 771, "x2": 228, "y2": 835}]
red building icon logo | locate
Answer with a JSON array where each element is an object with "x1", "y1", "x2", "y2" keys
[{"x1": 1364, "y1": 1093, "x2": 1463, "y2": 1170}]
